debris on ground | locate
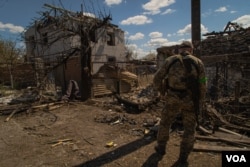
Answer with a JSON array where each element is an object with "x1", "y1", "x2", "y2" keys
[{"x1": 0, "y1": 84, "x2": 249, "y2": 153}]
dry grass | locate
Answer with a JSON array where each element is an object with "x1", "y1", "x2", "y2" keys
[{"x1": 137, "y1": 74, "x2": 154, "y2": 87}]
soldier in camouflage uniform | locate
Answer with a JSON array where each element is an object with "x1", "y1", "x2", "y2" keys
[{"x1": 153, "y1": 41, "x2": 207, "y2": 167}]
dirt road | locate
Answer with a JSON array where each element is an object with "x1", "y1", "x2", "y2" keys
[{"x1": 0, "y1": 101, "x2": 221, "y2": 167}]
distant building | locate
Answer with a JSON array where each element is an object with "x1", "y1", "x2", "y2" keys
[{"x1": 155, "y1": 22, "x2": 250, "y2": 99}]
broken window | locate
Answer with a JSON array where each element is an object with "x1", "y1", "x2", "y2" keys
[
  {"x1": 29, "y1": 36, "x2": 36, "y2": 49},
  {"x1": 90, "y1": 31, "x2": 97, "y2": 43},
  {"x1": 27, "y1": 36, "x2": 36, "y2": 54},
  {"x1": 107, "y1": 56, "x2": 116, "y2": 63},
  {"x1": 42, "y1": 32, "x2": 48, "y2": 45},
  {"x1": 107, "y1": 32, "x2": 115, "y2": 46}
]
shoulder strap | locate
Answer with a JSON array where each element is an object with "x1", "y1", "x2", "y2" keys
[
  {"x1": 182, "y1": 56, "x2": 200, "y2": 77},
  {"x1": 166, "y1": 55, "x2": 183, "y2": 74}
]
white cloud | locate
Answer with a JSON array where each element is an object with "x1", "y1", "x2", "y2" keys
[
  {"x1": 230, "y1": 11, "x2": 237, "y2": 14},
  {"x1": 147, "y1": 38, "x2": 168, "y2": 48},
  {"x1": 142, "y1": 0, "x2": 175, "y2": 13},
  {"x1": 124, "y1": 31, "x2": 129, "y2": 36},
  {"x1": 201, "y1": 24, "x2": 209, "y2": 34},
  {"x1": 161, "y1": 9, "x2": 176, "y2": 15},
  {"x1": 126, "y1": 43, "x2": 138, "y2": 50},
  {"x1": 164, "y1": 41, "x2": 180, "y2": 46},
  {"x1": 215, "y1": 6, "x2": 227, "y2": 12},
  {"x1": 177, "y1": 24, "x2": 208, "y2": 36},
  {"x1": 167, "y1": 34, "x2": 172, "y2": 37},
  {"x1": 143, "y1": 10, "x2": 161, "y2": 15},
  {"x1": 0, "y1": 22, "x2": 24, "y2": 34},
  {"x1": 128, "y1": 32, "x2": 144, "y2": 40},
  {"x1": 149, "y1": 32, "x2": 163, "y2": 38},
  {"x1": 202, "y1": 9, "x2": 212, "y2": 17},
  {"x1": 177, "y1": 24, "x2": 191, "y2": 35},
  {"x1": 232, "y1": 15, "x2": 250, "y2": 28},
  {"x1": 120, "y1": 15, "x2": 152, "y2": 25},
  {"x1": 104, "y1": 0, "x2": 122, "y2": 6}
]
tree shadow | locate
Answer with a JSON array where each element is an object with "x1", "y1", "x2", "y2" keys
[
  {"x1": 141, "y1": 152, "x2": 163, "y2": 167},
  {"x1": 73, "y1": 137, "x2": 156, "y2": 167}
]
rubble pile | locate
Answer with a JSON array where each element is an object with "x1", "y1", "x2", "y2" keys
[
  {"x1": 0, "y1": 83, "x2": 249, "y2": 152},
  {"x1": 0, "y1": 87, "x2": 63, "y2": 121},
  {"x1": 201, "y1": 22, "x2": 250, "y2": 56},
  {"x1": 94, "y1": 113, "x2": 137, "y2": 125},
  {"x1": 113, "y1": 85, "x2": 162, "y2": 112},
  {"x1": 201, "y1": 97, "x2": 250, "y2": 135}
]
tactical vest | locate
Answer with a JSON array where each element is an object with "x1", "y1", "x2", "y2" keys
[{"x1": 166, "y1": 53, "x2": 200, "y2": 91}]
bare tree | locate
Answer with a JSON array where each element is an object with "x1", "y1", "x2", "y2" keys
[
  {"x1": 125, "y1": 39, "x2": 138, "y2": 61},
  {"x1": 143, "y1": 52, "x2": 156, "y2": 61},
  {"x1": 0, "y1": 39, "x2": 22, "y2": 88}
]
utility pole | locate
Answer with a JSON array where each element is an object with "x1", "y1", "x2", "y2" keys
[
  {"x1": 191, "y1": 0, "x2": 201, "y2": 58},
  {"x1": 80, "y1": 26, "x2": 92, "y2": 101}
]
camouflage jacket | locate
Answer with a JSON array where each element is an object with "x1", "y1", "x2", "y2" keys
[{"x1": 153, "y1": 51, "x2": 207, "y2": 101}]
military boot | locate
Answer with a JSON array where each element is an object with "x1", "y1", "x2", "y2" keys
[
  {"x1": 172, "y1": 152, "x2": 189, "y2": 167},
  {"x1": 154, "y1": 144, "x2": 166, "y2": 156},
  {"x1": 172, "y1": 160, "x2": 188, "y2": 167}
]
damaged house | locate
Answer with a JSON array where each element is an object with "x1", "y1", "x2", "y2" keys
[{"x1": 25, "y1": 4, "x2": 136, "y2": 100}]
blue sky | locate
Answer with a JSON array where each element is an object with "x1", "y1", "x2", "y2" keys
[{"x1": 0, "y1": 0, "x2": 250, "y2": 58}]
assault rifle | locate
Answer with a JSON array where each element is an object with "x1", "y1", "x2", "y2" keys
[
  {"x1": 182, "y1": 58, "x2": 201, "y2": 127},
  {"x1": 187, "y1": 75, "x2": 200, "y2": 127}
]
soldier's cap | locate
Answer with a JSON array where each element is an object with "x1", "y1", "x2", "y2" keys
[{"x1": 180, "y1": 41, "x2": 193, "y2": 49}]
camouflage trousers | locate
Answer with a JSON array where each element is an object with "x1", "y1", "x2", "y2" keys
[{"x1": 157, "y1": 90, "x2": 196, "y2": 160}]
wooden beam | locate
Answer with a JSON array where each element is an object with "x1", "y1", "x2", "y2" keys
[
  {"x1": 196, "y1": 135, "x2": 250, "y2": 146},
  {"x1": 193, "y1": 144, "x2": 250, "y2": 152}
]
